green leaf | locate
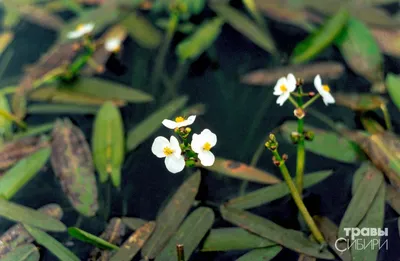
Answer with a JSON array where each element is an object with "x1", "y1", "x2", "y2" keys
[
  {"x1": 201, "y1": 228, "x2": 276, "y2": 252},
  {"x1": 227, "y1": 170, "x2": 333, "y2": 209},
  {"x1": 92, "y1": 102, "x2": 124, "y2": 187},
  {"x1": 2, "y1": 244, "x2": 39, "y2": 261},
  {"x1": 210, "y1": 3, "x2": 276, "y2": 54},
  {"x1": 12, "y1": 122, "x2": 54, "y2": 140},
  {"x1": 220, "y1": 206, "x2": 334, "y2": 259},
  {"x1": 0, "y1": 32, "x2": 13, "y2": 57},
  {"x1": 0, "y1": 198, "x2": 66, "y2": 232},
  {"x1": 200, "y1": 157, "x2": 281, "y2": 184},
  {"x1": 142, "y1": 171, "x2": 201, "y2": 259},
  {"x1": 110, "y1": 222, "x2": 155, "y2": 261},
  {"x1": 0, "y1": 93, "x2": 12, "y2": 139},
  {"x1": 68, "y1": 227, "x2": 119, "y2": 250},
  {"x1": 237, "y1": 246, "x2": 282, "y2": 261},
  {"x1": 386, "y1": 73, "x2": 400, "y2": 111},
  {"x1": 185, "y1": 0, "x2": 206, "y2": 15},
  {"x1": 28, "y1": 104, "x2": 99, "y2": 114},
  {"x1": 122, "y1": 217, "x2": 149, "y2": 230},
  {"x1": 155, "y1": 207, "x2": 215, "y2": 261},
  {"x1": 290, "y1": 8, "x2": 349, "y2": 64},
  {"x1": 126, "y1": 96, "x2": 188, "y2": 152},
  {"x1": 24, "y1": 225, "x2": 80, "y2": 261},
  {"x1": 386, "y1": 184, "x2": 400, "y2": 215},
  {"x1": 334, "y1": 92, "x2": 387, "y2": 112},
  {"x1": 0, "y1": 147, "x2": 51, "y2": 199},
  {"x1": 176, "y1": 18, "x2": 223, "y2": 61}
]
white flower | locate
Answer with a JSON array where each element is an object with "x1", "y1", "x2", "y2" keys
[
  {"x1": 151, "y1": 136, "x2": 185, "y2": 174},
  {"x1": 314, "y1": 74, "x2": 335, "y2": 106},
  {"x1": 191, "y1": 129, "x2": 217, "y2": 167},
  {"x1": 105, "y1": 37, "x2": 122, "y2": 52},
  {"x1": 162, "y1": 115, "x2": 196, "y2": 130},
  {"x1": 67, "y1": 23, "x2": 95, "y2": 39},
  {"x1": 273, "y1": 73, "x2": 297, "y2": 106}
]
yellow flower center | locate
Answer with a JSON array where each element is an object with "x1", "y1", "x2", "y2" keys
[
  {"x1": 175, "y1": 116, "x2": 185, "y2": 123},
  {"x1": 76, "y1": 24, "x2": 85, "y2": 31},
  {"x1": 203, "y1": 142, "x2": 211, "y2": 151},
  {"x1": 322, "y1": 85, "x2": 330, "y2": 92},
  {"x1": 280, "y1": 84, "x2": 287, "y2": 92},
  {"x1": 163, "y1": 147, "x2": 174, "y2": 156}
]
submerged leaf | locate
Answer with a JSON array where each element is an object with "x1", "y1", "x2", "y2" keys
[
  {"x1": 0, "y1": 94, "x2": 12, "y2": 140},
  {"x1": 237, "y1": 246, "x2": 282, "y2": 261},
  {"x1": 28, "y1": 104, "x2": 99, "y2": 115},
  {"x1": 68, "y1": 227, "x2": 120, "y2": 251},
  {"x1": 371, "y1": 28, "x2": 400, "y2": 57},
  {"x1": 386, "y1": 73, "x2": 400, "y2": 111},
  {"x1": 122, "y1": 217, "x2": 149, "y2": 231},
  {"x1": 2, "y1": 244, "x2": 39, "y2": 261},
  {"x1": 334, "y1": 92, "x2": 387, "y2": 111},
  {"x1": 12, "y1": 122, "x2": 54, "y2": 140}
]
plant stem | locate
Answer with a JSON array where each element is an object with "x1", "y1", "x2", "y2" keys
[
  {"x1": 0, "y1": 109, "x2": 27, "y2": 129},
  {"x1": 176, "y1": 244, "x2": 185, "y2": 261},
  {"x1": 302, "y1": 93, "x2": 320, "y2": 110},
  {"x1": 271, "y1": 150, "x2": 326, "y2": 245},
  {"x1": 380, "y1": 104, "x2": 392, "y2": 131},
  {"x1": 296, "y1": 87, "x2": 305, "y2": 194}
]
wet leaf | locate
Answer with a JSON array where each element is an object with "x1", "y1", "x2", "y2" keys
[
  {"x1": 237, "y1": 246, "x2": 282, "y2": 261},
  {"x1": 0, "y1": 32, "x2": 13, "y2": 56},
  {"x1": 338, "y1": 164, "x2": 383, "y2": 238},
  {"x1": 176, "y1": 18, "x2": 224, "y2": 61},
  {"x1": 12, "y1": 122, "x2": 54, "y2": 140},
  {"x1": 386, "y1": 73, "x2": 400, "y2": 111},
  {"x1": 385, "y1": 184, "x2": 400, "y2": 215},
  {"x1": 201, "y1": 228, "x2": 276, "y2": 252},
  {"x1": 220, "y1": 206, "x2": 334, "y2": 259},
  {"x1": 68, "y1": 227, "x2": 120, "y2": 250},
  {"x1": 210, "y1": 3, "x2": 276, "y2": 54},
  {"x1": 227, "y1": 170, "x2": 332, "y2": 209},
  {"x1": 126, "y1": 96, "x2": 188, "y2": 152},
  {"x1": 122, "y1": 217, "x2": 149, "y2": 231},
  {"x1": 50, "y1": 118, "x2": 98, "y2": 217},
  {"x1": 199, "y1": 157, "x2": 281, "y2": 184},
  {"x1": 371, "y1": 28, "x2": 400, "y2": 57},
  {"x1": 0, "y1": 147, "x2": 51, "y2": 199},
  {"x1": 141, "y1": 171, "x2": 201, "y2": 259},
  {"x1": 241, "y1": 62, "x2": 344, "y2": 86},
  {"x1": 281, "y1": 121, "x2": 360, "y2": 163},
  {"x1": 28, "y1": 104, "x2": 99, "y2": 114},
  {"x1": 24, "y1": 225, "x2": 80, "y2": 261},
  {"x1": 0, "y1": 199, "x2": 66, "y2": 232},
  {"x1": 155, "y1": 207, "x2": 215, "y2": 261},
  {"x1": 334, "y1": 92, "x2": 386, "y2": 111},
  {"x1": 110, "y1": 221, "x2": 155, "y2": 261},
  {"x1": 92, "y1": 102, "x2": 124, "y2": 187},
  {"x1": 290, "y1": 8, "x2": 349, "y2": 64},
  {"x1": 2, "y1": 244, "x2": 39, "y2": 261}
]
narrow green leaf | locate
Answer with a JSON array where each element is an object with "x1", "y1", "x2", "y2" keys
[
  {"x1": 12, "y1": 122, "x2": 54, "y2": 140},
  {"x1": 155, "y1": 207, "x2": 215, "y2": 261},
  {"x1": 0, "y1": 32, "x2": 13, "y2": 57},
  {"x1": 92, "y1": 102, "x2": 124, "y2": 187},
  {"x1": 122, "y1": 217, "x2": 149, "y2": 230},
  {"x1": 386, "y1": 73, "x2": 400, "y2": 111},
  {"x1": 201, "y1": 228, "x2": 276, "y2": 252},
  {"x1": 24, "y1": 225, "x2": 80, "y2": 261},
  {"x1": 351, "y1": 163, "x2": 371, "y2": 194},
  {"x1": 68, "y1": 227, "x2": 119, "y2": 250},
  {"x1": 237, "y1": 246, "x2": 282, "y2": 261},
  {"x1": 2, "y1": 244, "x2": 39, "y2": 261},
  {"x1": 28, "y1": 104, "x2": 99, "y2": 114},
  {"x1": 0, "y1": 93, "x2": 12, "y2": 139},
  {"x1": 290, "y1": 8, "x2": 349, "y2": 64},
  {"x1": 126, "y1": 96, "x2": 188, "y2": 152},
  {"x1": 227, "y1": 170, "x2": 332, "y2": 209}
]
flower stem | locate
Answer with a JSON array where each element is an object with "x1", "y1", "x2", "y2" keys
[
  {"x1": 271, "y1": 150, "x2": 326, "y2": 245},
  {"x1": 302, "y1": 93, "x2": 321, "y2": 110},
  {"x1": 296, "y1": 87, "x2": 305, "y2": 194}
]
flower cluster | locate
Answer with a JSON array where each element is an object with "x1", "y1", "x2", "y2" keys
[{"x1": 151, "y1": 116, "x2": 217, "y2": 174}]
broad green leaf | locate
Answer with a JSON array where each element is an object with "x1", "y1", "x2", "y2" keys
[
  {"x1": 281, "y1": 121, "x2": 359, "y2": 163},
  {"x1": 92, "y1": 102, "x2": 124, "y2": 187},
  {"x1": 386, "y1": 184, "x2": 400, "y2": 215},
  {"x1": 237, "y1": 246, "x2": 282, "y2": 261},
  {"x1": 24, "y1": 225, "x2": 80, "y2": 261},
  {"x1": 28, "y1": 104, "x2": 99, "y2": 114},
  {"x1": 0, "y1": 93, "x2": 12, "y2": 140},
  {"x1": 142, "y1": 171, "x2": 201, "y2": 259},
  {"x1": 155, "y1": 207, "x2": 214, "y2": 261},
  {"x1": 201, "y1": 228, "x2": 276, "y2": 252},
  {"x1": 386, "y1": 73, "x2": 400, "y2": 111},
  {"x1": 210, "y1": 3, "x2": 276, "y2": 54},
  {"x1": 12, "y1": 122, "x2": 54, "y2": 140},
  {"x1": 2, "y1": 244, "x2": 39, "y2": 261},
  {"x1": 227, "y1": 170, "x2": 332, "y2": 209},
  {"x1": 0, "y1": 198, "x2": 66, "y2": 232},
  {"x1": 176, "y1": 18, "x2": 223, "y2": 61},
  {"x1": 0, "y1": 147, "x2": 51, "y2": 199},
  {"x1": 220, "y1": 206, "x2": 334, "y2": 259},
  {"x1": 68, "y1": 227, "x2": 119, "y2": 250},
  {"x1": 334, "y1": 92, "x2": 387, "y2": 111},
  {"x1": 51, "y1": 119, "x2": 98, "y2": 217},
  {"x1": 200, "y1": 157, "x2": 281, "y2": 184},
  {"x1": 122, "y1": 217, "x2": 149, "y2": 230},
  {"x1": 126, "y1": 96, "x2": 188, "y2": 152},
  {"x1": 110, "y1": 222, "x2": 155, "y2": 261},
  {"x1": 290, "y1": 8, "x2": 349, "y2": 64},
  {"x1": 338, "y1": 164, "x2": 383, "y2": 238},
  {"x1": 336, "y1": 18, "x2": 384, "y2": 90}
]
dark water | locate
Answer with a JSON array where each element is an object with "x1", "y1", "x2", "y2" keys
[{"x1": 0, "y1": 3, "x2": 400, "y2": 261}]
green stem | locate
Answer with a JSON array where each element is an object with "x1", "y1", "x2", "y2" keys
[
  {"x1": 288, "y1": 95, "x2": 299, "y2": 108},
  {"x1": 302, "y1": 94, "x2": 321, "y2": 110},
  {"x1": 296, "y1": 87, "x2": 305, "y2": 194},
  {"x1": 380, "y1": 104, "x2": 392, "y2": 131},
  {"x1": 271, "y1": 150, "x2": 326, "y2": 245},
  {"x1": 0, "y1": 109, "x2": 27, "y2": 129}
]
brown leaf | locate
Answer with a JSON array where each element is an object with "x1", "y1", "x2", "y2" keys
[
  {"x1": 371, "y1": 28, "x2": 400, "y2": 57},
  {"x1": 334, "y1": 92, "x2": 387, "y2": 111},
  {"x1": 20, "y1": 5, "x2": 65, "y2": 30}
]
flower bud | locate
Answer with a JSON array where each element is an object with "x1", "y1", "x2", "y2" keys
[
  {"x1": 290, "y1": 131, "x2": 301, "y2": 144},
  {"x1": 185, "y1": 127, "x2": 191, "y2": 133},
  {"x1": 308, "y1": 92, "x2": 316, "y2": 97},
  {"x1": 294, "y1": 108, "x2": 305, "y2": 119},
  {"x1": 304, "y1": 130, "x2": 315, "y2": 141},
  {"x1": 296, "y1": 78, "x2": 304, "y2": 87},
  {"x1": 282, "y1": 154, "x2": 288, "y2": 161},
  {"x1": 272, "y1": 156, "x2": 281, "y2": 166}
]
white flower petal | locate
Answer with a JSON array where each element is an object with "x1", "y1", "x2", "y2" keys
[
  {"x1": 84, "y1": 23, "x2": 94, "y2": 33},
  {"x1": 322, "y1": 93, "x2": 335, "y2": 105},
  {"x1": 276, "y1": 93, "x2": 289, "y2": 106},
  {"x1": 191, "y1": 133, "x2": 204, "y2": 153},
  {"x1": 273, "y1": 77, "x2": 286, "y2": 95},
  {"x1": 185, "y1": 115, "x2": 196, "y2": 125},
  {"x1": 314, "y1": 74, "x2": 323, "y2": 93},
  {"x1": 162, "y1": 119, "x2": 178, "y2": 129},
  {"x1": 105, "y1": 38, "x2": 121, "y2": 52},
  {"x1": 287, "y1": 73, "x2": 296, "y2": 86},
  {"x1": 151, "y1": 136, "x2": 169, "y2": 158},
  {"x1": 198, "y1": 151, "x2": 215, "y2": 166},
  {"x1": 201, "y1": 129, "x2": 217, "y2": 147},
  {"x1": 169, "y1": 136, "x2": 181, "y2": 157},
  {"x1": 165, "y1": 155, "x2": 185, "y2": 173},
  {"x1": 67, "y1": 31, "x2": 83, "y2": 39}
]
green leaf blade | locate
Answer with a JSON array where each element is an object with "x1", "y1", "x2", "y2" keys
[
  {"x1": 2, "y1": 244, "x2": 40, "y2": 261},
  {"x1": 236, "y1": 245, "x2": 282, "y2": 261},
  {"x1": 68, "y1": 227, "x2": 120, "y2": 250},
  {"x1": 386, "y1": 73, "x2": 400, "y2": 111}
]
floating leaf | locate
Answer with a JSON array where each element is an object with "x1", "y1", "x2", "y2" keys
[
  {"x1": 334, "y1": 92, "x2": 387, "y2": 111},
  {"x1": 2, "y1": 244, "x2": 39, "y2": 261},
  {"x1": 0, "y1": 199, "x2": 66, "y2": 232},
  {"x1": 24, "y1": 225, "x2": 80, "y2": 261},
  {"x1": 28, "y1": 104, "x2": 99, "y2": 114},
  {"x1": 210, "y1": 3, "x2": 276, "y2": 54},
  {"x1": 241, "y1": 62, "x2": 344, "y2": 86},
  {"x1": 155, "y1": 207, "x2": 215, "y2": 261},
  {"x1": 176, "y1": 18, "x2": 223, "y2": 61},
  {"x1": 126, "y1": 96, "x2": 188, "y2": 152},
  {"x1": 386, "y1": 184, "x2": 400, "y2": 215},
  {"x1": 92, "y1": 102, "x2": 124, "y2": 187},
  {"x1": 122, "y1": 217, "x2": 149, "y2": 231},
  {"x1": 50, "y1": 118, "x2": 98, "y2": 217},
  {"x1": 371, "y1": 28, "x2": 400, "y2": 57},
  {"x1": 110, "y1": 222, "x2": 155, "y2": 261},
  {"x1": 237, "y1": 246, "x2": 282, "y2": 261},
  {"x1": 386, "y1": 73, "x2": 400, "y2": 111},
  {"x1": 12, "y1": 122, "x2": 54, "y2": 140},
  {"x1": 68, "y1": 227, "x2": 120, "y2": 250},
  {"x1": 227, "y1": 170, "x2": 332, "y2": 209},
  {"x1": 141, "y1": 171, "x2": 201, "y2": 259},
  {"x1": 201, "y1": 228, "x2": 276, "y2": 252},
  {"x1": 200, "y1": 157, "x2": 281, "y2": 184},
  {"x1": 220, "y1": 206, "x2": 334, "y2": 259}
]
